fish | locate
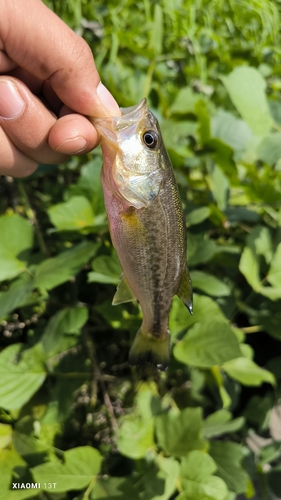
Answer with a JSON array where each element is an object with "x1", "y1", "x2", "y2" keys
[{"x1": 93, "y1": 99, "x2": 192, "y2": 371}]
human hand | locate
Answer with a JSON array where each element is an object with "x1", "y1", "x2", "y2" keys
[{"x1": 0, "y1": 0, "x2": 120, "y2": 177}]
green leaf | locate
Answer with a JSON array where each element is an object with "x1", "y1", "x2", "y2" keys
[
  {"x1": 160, "y1": 120, "x2": 197, "y2": 157},
  {"x1": 243, "y1": 395, "x2": 272, "y2": 430},
  {"x1": 209, "y1": 441, "x2": 248, "y2": 494},
  {"x1": 187, "y1": 233, "x2": 217, "y2": 266},
  {"x1": 0, "y1": 214, "x2": 33, "y2": 258},
  {"x1": 170, "y1": 87, "x2": 199, "y2": 115},
  {"x1": 35, "y1": 241, "x2": 98, "y2": 290},
  {"x1": 41, "y1": 307, "x2": 88, "y2": 355},
  {"x1": 88, "y1": 252, "x2": 122, "y2": 285},
  {"x1": 223, "y1": 357, "x2": 275, "y2": 386},
  {"x1": 202, "y1": 409, "x2": 245, "y2": 438},
  {"x1": 170, "y1": 294, "x2": 227, "y2": 337},
  {"x1": 0, "y1": 449, "x2": 26, "y2": 500},
  {"x1": 211, "y1": 110, "x2": 252, "y2": 153},
  {"x1": 0, "y1": 344, "x2": 46, "y2": 411},
  {"x1": 0, "y1": 249, "x2": 26, "y2": 282},
  {"x1": 48, "y1": 195, "x2": 94, "y2": 230},
  {"x1": 186, "y1": 207, "x2": 210, "y2": 226},
  {"x1": 117, "y1": 416, "x2": 154, "y2": 459},
  {"x1": 12, "y1": 430, "x2": 50, "y2": 457},
  {"x1": 155, "y1": 407, "x2": 205, "y2": 456},
  {"x1": 267, "y1": 243, "x2": 281, "y2": 288},
  {"x1": 0, "y1": 423, "x2": 12, "y2": 448},
  {"x1": 154, "y1": 457, "x2": 180, "y2": 500},
  {"x1": 174, "y1": 321, "x2": 241, "y2": 368},
  {"x1": 0, "y1": 279, "x2": 34, "y2": 319},
  {"x1": 77, "y1": 157, "x2": 105, "y2": 215},
  {"x1": 207, "y1": 164, "x2": 229, "y2": 211},
  {"x1": 238, "y1": 226, "x2": 281, "y2": 298},
  {"x1": 0, "y1": 214, "x2": 33, "y2": 281},
  {"x1": 190, "y1": 271, "x2": 230, "y2": 297},
  {"x1": 90, "y1": 476, "x2": 139, "y2": 499},
  {"x1": 221, "y1": 66, "x2": 272, "y2": 136},
  {"x1": 239, "y1": 246, "x2": 261, "y2": 291},
  {"x1": 31, "y1": 446, "x2": 102, "y2": 492},
  {"x1": 149, "y1": 4, "x2": 163, "y2": 55},
  {"x1": 257, "y1": 133, "x2": 281, "y2": 166},
  {"x1": 195, "y1": 99, "x2": 211, "y2": 143},
  {"x1": 178, "y1": 450, "x2": 228, "y2": 500}
]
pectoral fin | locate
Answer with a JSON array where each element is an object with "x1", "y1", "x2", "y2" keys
[
  {"x1": 177, "y1": 265, "x2": 193, "y2": 314},
  {"x1": 112, "y1": 274, "x2": 136, "y2": 305}
]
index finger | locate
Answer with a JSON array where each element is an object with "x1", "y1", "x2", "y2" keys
[{"x1": 0, "y1": 0, "x2": 119, "y2": 117}]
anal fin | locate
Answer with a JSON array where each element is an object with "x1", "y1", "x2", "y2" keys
[
  {"x1": 112, "y1": 274, "x2": 136, "y2": 305},
  {"x1": 177, "y1": 264, "x2": 193, "y2": 314}
]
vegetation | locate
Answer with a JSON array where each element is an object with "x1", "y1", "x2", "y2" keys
[{"x1": 1, "y1": 0, "x2": 281, "y2": 498}]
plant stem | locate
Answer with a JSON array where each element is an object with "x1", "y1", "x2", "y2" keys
[{"x1": 17, "y1": 180, "x2": 49, "y2": 257}]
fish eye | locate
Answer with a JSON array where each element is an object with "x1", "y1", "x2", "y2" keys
[{"x1": 142, "y1": 130, "x2": 158, "y2": 149}]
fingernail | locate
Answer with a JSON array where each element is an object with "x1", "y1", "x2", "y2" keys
[
  {"x1": 55, "y1": 136, "x2": 87, "y2": 154},
  {"x1": 0, "y1": 80, "x2": 25, "y2": 119},
  {"x1": 96, "y1": 82, "x2": 120, "y2": 116}
]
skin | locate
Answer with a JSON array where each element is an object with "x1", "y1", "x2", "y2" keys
[{"x1": 0, "y1": 0, "x2": 120, "y2": 177}]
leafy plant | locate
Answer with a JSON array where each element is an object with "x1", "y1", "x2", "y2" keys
[{"x1": 1, "y1": 0, "x2": 281, "y2": 499}]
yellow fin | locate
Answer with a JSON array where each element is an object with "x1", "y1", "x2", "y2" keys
[
  {"x1": 112, "y1": 274, "x2": 136, "y2": 305},
  {"x1": 129, "y1": 327, "x2": 170, "y2": 371},
  {"x1": 177, "y1": 264, "x2": 193, "y2": 314}
]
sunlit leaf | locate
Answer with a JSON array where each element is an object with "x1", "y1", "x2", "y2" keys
[
  {"x1": 178, "y1": 450, "x2": 228, "y2": 500},
  {"x1": 155, "y1": 407, "x2": 205, "y2": 456},
  {"x1": 0, "y1": 344, "x2": 46, "y2": 411},
  {"x1": 35, "y1": 241, "x2": 98, "y2": 290},
  {"x1": 48, "y1": 195, "x2": 94, "y2": 230},
  {"x1": 31, "y1": 446, "x2": 102, "y2": 492},
  {"x1": 174, "y1": 321, "x2": 241, "y2": 368},
  {"x1": 223, "y1": 357, "x2": 275, "y2": 386},
  {"x1": 221, "y1": 67, "x2": 272, "y2": 135}
]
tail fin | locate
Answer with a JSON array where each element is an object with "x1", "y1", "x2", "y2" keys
[{"x1": 128, "y1": 327, "x2": 170, "y2": 371}]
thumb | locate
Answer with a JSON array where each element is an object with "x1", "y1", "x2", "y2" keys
[{"x1": 0, "y1": 0, "x2": 120, "y2": 118}]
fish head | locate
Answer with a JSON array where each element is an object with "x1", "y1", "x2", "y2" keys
[{"x1": 94, "y1": 99, "x2": 164, "y2": 209}]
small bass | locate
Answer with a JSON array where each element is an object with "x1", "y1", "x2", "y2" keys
[{"x1": 94, "y1": 99, "x2": 192, "y2": 370}]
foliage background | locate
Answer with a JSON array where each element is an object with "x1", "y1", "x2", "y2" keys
[{"x1": 1, "y1": 0, "x2": 281, "y2": 498}]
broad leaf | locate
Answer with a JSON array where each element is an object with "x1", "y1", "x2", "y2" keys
[
  {"x1": 41, "y1": 307, "x2": 88, "y2": 354},
  {"x1": 117, "y1": 417, "x2": 154, "y2": 459},
  {"x1": 0, "y1": 214, "x2": 33, "y2": 281},
  {"x1": 170, "y1": 294, "x2": 227, "y2": 337},
  {"x1": 35, "y1": 241, "x2": 98, "y2": 290},
  {"x1": 209, "y1": 441, "x2": 248, "y2": 494},
  {"x1": 223, "y1": 357, "x2": 275, "y2": 386},
  {"x1": 178, "y1": 450, "x2": 228, "y2": 500},
  {"x1": 155, "y1": 407, "x2": 205, "y2": 456},
  {"x1": 0, "y1": 344, "x2": 46, "y2": 411},
  {"x1": 90, "y1": 476, "x2": 139, "y2": 499},
  {"x1": 257, "y1": 133, "x2": 281, "y2": 166},
  {"x1": 202, "y1": 409, "x2": 245, "y2": 438},
  {"x1": 48, "y1": 195, "x2": 94, "y2": 230},
  {"x1": 31, "y1": 446, "x2": 102, "y2": 492},
  {"x1": 0, "y1": 449, "x2": 26, "y2": 500},
  {"x1": 221, "y1": 67, "x2": 272, "y2": 136},
  {"x1": 190, "y1": 271, "x2": 230, "y2": 297},
  {"x1": 88, "y1": 252, "x2": 122, "y2": 285},
  {"x1": 0, "y1": 279, "x2": 34, "y2": 319},
  {"x1": 174, "y1": 321, "x2": 241, "y2": 368}
]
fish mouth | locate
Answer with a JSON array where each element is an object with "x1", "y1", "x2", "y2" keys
[
  {"x1": 119, "y1": 98, "x2": 147, "y2": 118},
  {"x1": 92, "y1": 98, "x2": 149, "y2": 146}
]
